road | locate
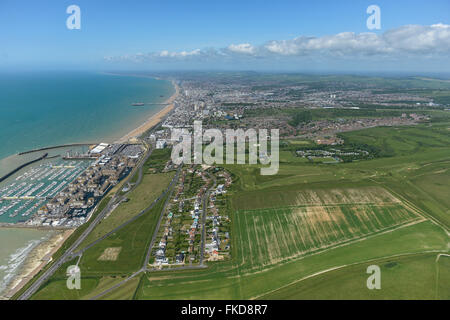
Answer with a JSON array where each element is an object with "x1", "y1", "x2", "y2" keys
[
  {"x1": 19, "y1": 163, "x2": 214, "y2": 300},
  {"x1": 18, "y1": 193, "x2": 120, "y2": 300},
  {"x1": 199, "y1": 171, "x2": 217, "y2": 266},
  {"x1": 143, "y1": 166, "x2": 182, "y2": 270},
  {"x1": 18, "y1": 140, "x2": 156, "y2": 300},
  {"x1": 75, "y1": 165, "x2": 180, "y2": 257},
  {"x1": 89, "y1": 269, "x2": 143, "y2": 300},
  {"x1": 90, "y1": 165, "x2": 206, "y2": 300}
]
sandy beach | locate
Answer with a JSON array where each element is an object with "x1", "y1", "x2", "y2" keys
[
  {"x1": 116, "y1": 80, "x2": 179, "y2": 143},
  {"x1": 1, "y1": 229, "x2": 73, "y2": 299},
  {"x1": 0, "y1": 76, "x2": 178, "y2": 300}
]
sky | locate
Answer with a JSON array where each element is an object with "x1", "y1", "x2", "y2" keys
[{"x1": 0, "y1": 0, "x2": 449, "y2": 73}]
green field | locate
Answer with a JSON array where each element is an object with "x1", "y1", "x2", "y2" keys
[
  {"x1": 28, "y1": 119, "x2": 450, "y2": 300},
  {"x1": 75, "y1": 192, "x2": 168, "y2": 275},
  {"x1": 260, "y1": 253, "x2": 450, "y2": 300},
  {"x1": 134, "y1": 221, "x2": 447, "y2": 299},
  {"x1": 32, "y1": 275, "x2": 126, "y2": 300},
  {"x1": 132, "y1": 122, "x2": 449, "y2": 300},
  {"x1": 79, "y1": 172, "x2": 174, "y2": 248}
]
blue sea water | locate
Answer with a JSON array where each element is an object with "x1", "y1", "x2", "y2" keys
[
  {"x1": 0, "y1": 72, "x2": 174, "y2": 297},
  {"x1": 0, "y1": 71, "x2": 174, "y2": 161}
]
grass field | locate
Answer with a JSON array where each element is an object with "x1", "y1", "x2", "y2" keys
[
  {"x1": 97, "y1": 275, "x2": 142, "y2": 300},
  {"x1": 31, "y1": 275, "x2": 129, "y2": 300},
  {"x1": 77, "y1": 193, "x2": 167, "y2": 275},
  {"x1": 285, "y1": 139, "x2": 311, "y2": 146},
  {"x1": 131, "y1": 123, "x2": 449, "y2": 300},
  {"x1": 79, "y1": 172, "x2": 174, "y2": 248},
  {"x1": 259, "y1": 253, "x2": 450, "y2": 300},
  {"x1": 28, "y1": 121, "x2": 450, "y2": 300},
  {"x1": 135, "y1": 221, "x2": 448, "y2": 299},
  {"x1": 31, "y1": 192, "x2": 168, "y2": 298}
]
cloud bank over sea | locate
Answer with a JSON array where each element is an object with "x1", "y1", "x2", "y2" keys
[
  {"x1": 105, "y1": 24, "x2": 450, "y2": 72},
  {"x1": 106, "y1": 24, "x2": 450, "y2": 60}
]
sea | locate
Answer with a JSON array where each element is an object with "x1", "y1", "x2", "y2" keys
[{"x1": 0, "y1": 71, "x2": 174, "y2": 297}]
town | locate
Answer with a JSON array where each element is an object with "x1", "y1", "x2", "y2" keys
[
  {"x1": 150, "y1": 164, "x2": 232, "y2": 268},
  {"x1": 147, "y1": 73, "x2": 437, "y2": 148}
]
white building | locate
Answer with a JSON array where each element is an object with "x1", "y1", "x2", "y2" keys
[{"x1": 156, "y1": 140, "x2": 167, "y2": 149}]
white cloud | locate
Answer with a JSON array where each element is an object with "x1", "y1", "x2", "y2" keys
[
  {"x1": 383, "y1": 23, "x2": 450, "y2": 53},
  {"x1": 105, "y1": 23, "x2": 450, "y2": 64},
  {"x1": 159, "y1": 49, "x2": 201, "y2": 57},
  {"x1": 227, "y1": 43, "x2": 256, "y2": 55}
]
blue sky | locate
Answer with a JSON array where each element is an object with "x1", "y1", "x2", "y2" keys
[{"x1": 0, "y1": 0, "x2": 449, "y2": 72}]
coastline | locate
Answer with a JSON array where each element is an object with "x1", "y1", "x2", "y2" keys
[
  {"x1": 0, "y1": 74, "x2": 176, "y2": 164},
  {"x1": 0, "y1": 75, "x2": 178, "y2": 300},
  {"x1": 0, "y1": 229, "x2": 73, "y2": 300},
  {"x1": 0, "y1": 72, "x2": 174, "y2": 162},
  {"x1": 116, "y1": 79, "x2": 179, "y2": 143}
]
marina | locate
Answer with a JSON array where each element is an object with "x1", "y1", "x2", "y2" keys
[
  {"x1": 0, "y1": 72, "x2": 174, "y2": 298},
  {"x1": 0, "y1": 159, "x2": 92, "y2": 224}
]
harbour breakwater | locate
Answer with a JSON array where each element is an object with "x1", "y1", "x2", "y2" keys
[
  {"x1": 18, "y1": 143, "x2": 96, "y2": 155},
  {"x1": 0, "y1": 153, "x2": 48, "y2": 183}
]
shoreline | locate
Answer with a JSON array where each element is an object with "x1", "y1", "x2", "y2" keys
[
  {"x1": 0, "y1": 73, "x2": 175, "y2": 162},
  {"x1": 116, "y1": 79, "x2": 179, "y2": 143},
  {"x1": 0, "y1": 75, "x2": 179, "y2": 299},
  {"x1": 0, "y1": 229, "x2": 73, "y2": 299}
]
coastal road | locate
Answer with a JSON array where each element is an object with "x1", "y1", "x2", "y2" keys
[
  {"x1": 88, "y1": 166, "x2": 211, "y2": 300},
  {"x1": 84, "y1": 165, "x2": 182, "y2": 300},
  {"x1": 18, "y1": 141, "x2": 155, "y2": 300},
  {"x1": 17, "y1": 99, "x2": 177, "y2": 300},
  {"x1": 18, "y1": 194, "x2": 120, "y2": 300},
  {"x1": 78, "y1": 165, "x2": 181, "y2": 258}
]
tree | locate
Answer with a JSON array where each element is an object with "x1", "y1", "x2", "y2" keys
[{"x1": 289, "y1": 110, "x2": 312, "y2": 127}]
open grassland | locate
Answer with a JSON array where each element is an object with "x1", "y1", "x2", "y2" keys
[
  {"x1": 339, "y1": 124, "x2": 450, "y2": 158},
  {"x1": 31, "y1": 275, "x2": 128, "y2": 300},
  {"x1": 77, "y1": 195, "x2": 167, "y2": 275},
  {"x1": 134, "y1": 221, "x2": 448, "y2": 300},
  {"x1": 386, "y1": 161, "x2": 450, "y2": 228},
  {"x1": 31, "y1": 194, "x2": 168, "y2": 299},
  {"x1": 29, "y1": 121, "x2": 450, "y2": 300},
  {"x1": 235, "y1": 187, "x2": 421, "y2": 270},
  {"x1": 259, "y1": 252, "x2": 450, "y2": 300},
  {"x1": 142, "y1": 148, "x2": 172, "y2": 173},
  {"x1": 79, "y1": 172, "x2": 173, "y2": 248},
  {"x1": 97, "y1": 275, "x2": 142, "y2": 300},
  {"x1": 132, "y1": 123, "x2": 449, "y2": 300},
  {"x1": 285, "y1": 139, "x2": 312, "y2": 146},
  {"x1": 32, "y1": 277, "x2": 99, "y2": 300},
  {"x1": 437, "y1": 254, "x2": 450, "y2": 299}
]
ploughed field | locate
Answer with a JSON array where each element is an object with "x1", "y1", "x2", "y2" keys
[{"x1": 235, "y1": 187, "x2": 422, "y2": 270}]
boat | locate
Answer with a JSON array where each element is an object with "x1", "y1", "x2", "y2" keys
[{"x1": 131, "y1": 102, "x2": 145, "y2": 106}]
